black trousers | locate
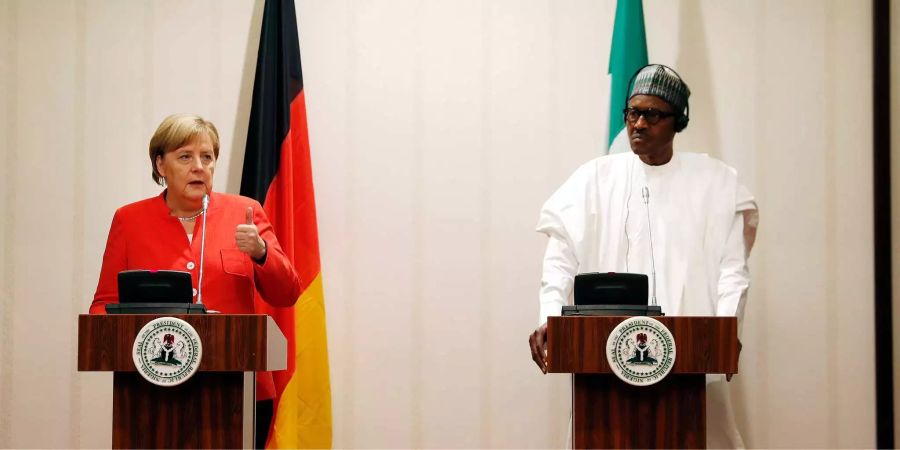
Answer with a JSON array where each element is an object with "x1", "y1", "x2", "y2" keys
[{"x1": 256, "y1": 399, "x2": 274, "y2": 449}]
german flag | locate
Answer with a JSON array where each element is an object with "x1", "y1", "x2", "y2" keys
[{"x1": 240, "y1": 0, "x2": 332, "y2": 447}]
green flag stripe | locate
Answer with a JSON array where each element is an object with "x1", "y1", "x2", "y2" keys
[{"x1": 607, "y1": 0, "x2": 648, "y2": 150}]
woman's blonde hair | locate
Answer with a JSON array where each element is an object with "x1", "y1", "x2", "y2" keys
[{"x1": 148, "y1": 114, "x2": 220, "y2": 185}]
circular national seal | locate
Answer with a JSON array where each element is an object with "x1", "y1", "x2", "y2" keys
[
  {"x1": 606, "y1": 316, "x2": 676, "y2": 386},
  {"x1": 132, "y1": 317, "x2": 203, "y2": 387}
]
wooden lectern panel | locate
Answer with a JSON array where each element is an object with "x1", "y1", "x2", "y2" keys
[
  {"x1": 78, "y1": 314, "x2": 286, "y2": 449},
  {"x1": 78, "y1": 314, "x2": 285, "y2": 372},
  {"x1": 113, "y1": 372, "x2": 243, "y2": 449},
  {"x1": 574, "y1": 374, "x2": 705, "y2": 449},
  {"x1": 546, "y1": 316, "x2": 738, "y2": 374},
  {"x1": 547, "y1": 316, "x2": 739, "y2": 449}
]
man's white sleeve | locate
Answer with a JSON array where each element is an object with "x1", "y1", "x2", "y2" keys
[
  {"x1": 716, "y1": 211, "x2": 750, "y2": 325},
  {"x1": 539, "y1": 235, "x2": 578, "y2": 325}
]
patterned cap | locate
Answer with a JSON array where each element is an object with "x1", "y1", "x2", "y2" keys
[{"x1": 628, "y1": 65, "x2": 690, "y2": 115}]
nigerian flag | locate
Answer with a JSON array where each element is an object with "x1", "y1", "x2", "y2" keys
[{"x1": 607, "y1": 0, "x2": 648, "y2": 153}]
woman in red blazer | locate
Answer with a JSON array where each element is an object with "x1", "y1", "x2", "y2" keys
[{"x1": 91, "y1": 114, "x2": 301, "y2": 447}]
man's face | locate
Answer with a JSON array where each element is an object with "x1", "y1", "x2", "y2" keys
[{"x1": 626, "y1": 95, "x2": 677, "y2": 160}]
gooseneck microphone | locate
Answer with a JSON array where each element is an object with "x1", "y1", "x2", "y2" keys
[
  {"x1": 642, "y1": 187, "x2": 658, "y2": 307},
  {"x1": 197, "y1": 194, "x2": 209, "y2": 305}
]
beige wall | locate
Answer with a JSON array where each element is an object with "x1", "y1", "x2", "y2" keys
[{"x1": 0, "y1": 0, "x2": 878, "y2": 448}]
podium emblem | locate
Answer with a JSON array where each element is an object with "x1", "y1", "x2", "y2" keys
[
  {"x1": 132, "y1": 317, "x2": 203, "y2": 386},
  {"x1": 606, "y1": 316, "x2": 676, "y2": 386}
]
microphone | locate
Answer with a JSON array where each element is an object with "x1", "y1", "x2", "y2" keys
[
  {"x1": 642, "y1": 187, "x2": 657, "y2": 307},
  {"x1": 197, "y1": 194, "x2": 209, "y2": 304}
]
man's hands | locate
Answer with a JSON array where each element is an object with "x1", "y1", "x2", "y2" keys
[
  {"x1": 529, "y1": 323, "x2": 549, "y2": 374},
  {"x1": 236, "y1": 207, "x2": 267, "y2": 262}
]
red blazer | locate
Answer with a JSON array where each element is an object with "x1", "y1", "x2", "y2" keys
[{"x1": 91, "y1": 191, "x2": 302, "y2": 400}]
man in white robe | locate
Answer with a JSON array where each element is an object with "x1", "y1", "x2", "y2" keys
[{"x1": 528, "y1": 64, "x2": 758, "y2": 448}]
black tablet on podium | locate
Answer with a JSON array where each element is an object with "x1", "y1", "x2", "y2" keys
[
  {"x1": 105, "y1": 270, "x2": 206, "y2": 314},
  {"x1": 562, "y1": 272, "x2": 662, "y2": 316}
]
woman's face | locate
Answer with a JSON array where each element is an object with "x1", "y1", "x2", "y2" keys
[{"x1": 156, "y1": 133, "x2": 216, "y2": 206}]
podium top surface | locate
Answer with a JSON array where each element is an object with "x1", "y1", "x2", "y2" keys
[
  {"x1": 546, "y1": 315, "x2": 738, "y2": 374},
  {"x1": 77, "y1": 314, "x2": 286, "y2": 372}
]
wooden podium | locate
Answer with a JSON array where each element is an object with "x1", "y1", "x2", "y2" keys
[
  {"x1": 77, "y1": 314, "x2": 286, "y2": 449},
  {"x1": 546, "y1": 316, "x2": 738, "y2": 449}
]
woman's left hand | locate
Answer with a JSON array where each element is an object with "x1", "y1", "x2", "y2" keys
[{"x1": 236, "y1": 207, "x2": 267, "y2": 261}]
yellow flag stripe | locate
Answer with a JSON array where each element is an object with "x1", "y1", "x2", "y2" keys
[{"x1": 270, "y1": 273, "x2": 332, "y2": 448}]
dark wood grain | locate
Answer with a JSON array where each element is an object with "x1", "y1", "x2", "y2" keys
[
  {"x1": 546, "y1": 316, "x2": 738, "y2": 374},
  {"x1": 573, "y1": 374, "x2": 705, "y2": 449},
  {"x1": 78, "y1": 314, "x2": 271, "y2": 372},
  {"x1": 547, "y1": 316, "x2": 739, "y2": 449},
  {"x1": 112, "y1": 372, "x2": 243, "y2": 449},
  {"x1": 78, "y1": 314, "x2": 281, "y2": 449}
]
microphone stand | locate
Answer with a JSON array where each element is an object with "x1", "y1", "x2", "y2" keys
[
  {"x1": 197, "y1": 194, "x2": 209, "y2": 305},
  {"x1": 642, "y1": 187, "x2": 657, "y2": 307}
]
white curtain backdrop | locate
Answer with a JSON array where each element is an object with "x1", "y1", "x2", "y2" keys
[{"x1": 0, "y1": 0, "x2": 884, "y2": 448}]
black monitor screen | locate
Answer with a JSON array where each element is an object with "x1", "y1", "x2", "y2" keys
[
  {"x1": 574, "y1": 272, "x2": 648, "y2": 306},
  {"x1": 117, "y1": 270, "x2": 194, "y2": 304}
]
